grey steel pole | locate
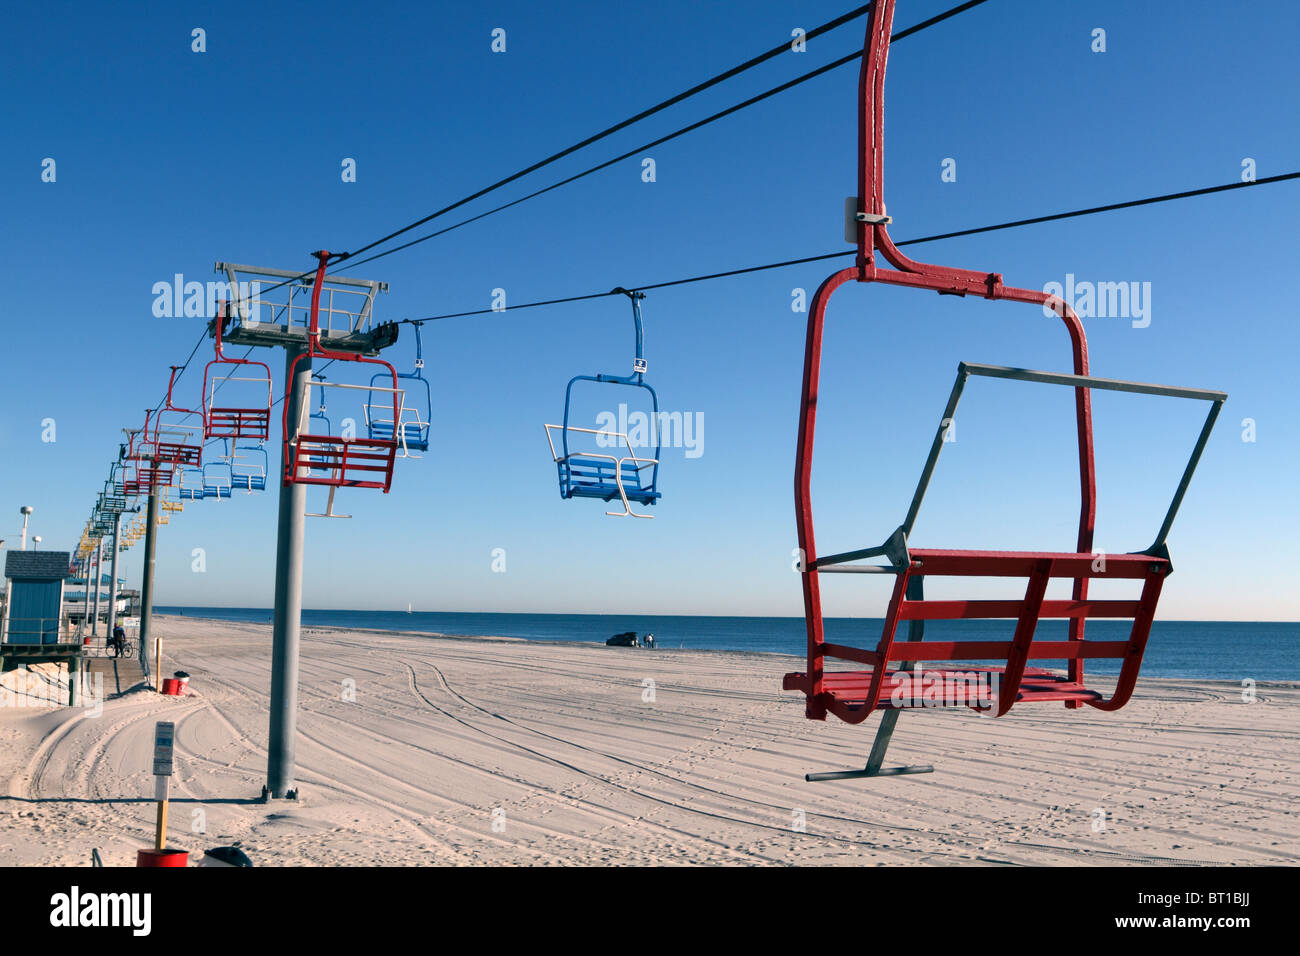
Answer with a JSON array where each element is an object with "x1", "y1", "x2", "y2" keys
[
  {"x1": 90, "y1": 539, "x2": 102, "y2": 635},
  {"x1": 267, "y1": 344, "x2": 310, "y2": 799},
  {"x1": 107, "y1": 513, "x2": 121, "y2": 637},
  {"x1": 138, "y1": 491, "x2": 159, "y2": 679}
]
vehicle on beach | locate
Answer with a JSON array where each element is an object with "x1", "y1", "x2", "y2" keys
[{"x1": 605, "y1": 631, "x2": 655, "y2": 648}]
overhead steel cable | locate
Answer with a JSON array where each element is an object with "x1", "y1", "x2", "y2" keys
[
  {"x1": 894, "y1": 170, "x2": 1300, "y2": 245},
  {"x1": 113, "y1": 159, "x2": 1235, "y2": 492},
  {"x1": 403, "y1": 170, "x2": 1300, "y2": 322},
  {"x1": 136, "y1": 0, "x2": 987, "y2": 331},
  {"x1": 338, "y1": 3, "x2": 885, "y2": 263},
  {"x1": 99, "y1": 167, "x2": 1300, "y2": 507},
  {"x1": 335, "y1": 0, "x2": 994, "y2": 274},
  {"x1": 143, "y1": 2, "x2": 989, "y2": 427},
  {"x1": 204, "y1": 3, "x2": 890, "y2": 302}
]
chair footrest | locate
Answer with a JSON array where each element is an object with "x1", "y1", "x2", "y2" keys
[{"x1": 783, "y1": 667, "x2": 1103, "y2": 710}]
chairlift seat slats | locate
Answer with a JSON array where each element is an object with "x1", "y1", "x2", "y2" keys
[
  {"x1": 154, "y1": 441, "x2": 202, "y2": 467},
  {"x1": 561, "y1": 456, "x2": 661, "y2": 505},
  {"x1": 366, "y1": 419, "x2": 429, "y2": 452},
  {"x1": 789, "y1": 542, "x2": 1171, "y2": 721},
  {"x1": 782, "y1": 669, "x2": 1103, "y2": 714},
  {"x1": 206, "y1": 407, "x2": 271, "y2": 441},
  {"x1": 289, "y1": 435, "x2": 398, "y2": 489}
]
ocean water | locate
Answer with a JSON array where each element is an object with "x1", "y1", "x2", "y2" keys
[{"x1": 156, "y1": 607, "x2": 1298, "y2": 681}]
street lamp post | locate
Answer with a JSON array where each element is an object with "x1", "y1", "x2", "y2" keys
[{"x1": 19, "y1": 506, "x2": 33, "y2": 551}]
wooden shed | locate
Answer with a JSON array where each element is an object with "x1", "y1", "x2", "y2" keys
[{"x1": 3, "y1": 551, "x2": 72, "y2": 644}]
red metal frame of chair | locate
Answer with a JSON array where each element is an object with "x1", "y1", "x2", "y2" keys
[
  {"x1": 282, "y1": 251, "x2": 400, "y2": 491},
  {"x1": 122, "y1": 419, "x2": 158, "y2": 496},
  {"x1": 152, "y1": 366, "x2": 205, "y2": 467},
  {"x1": 790, "y1": 0, "x2": 1143, "y2": 722},
  {"x1": 202, "y1": 300, "x2": 273, "y2": 441}
]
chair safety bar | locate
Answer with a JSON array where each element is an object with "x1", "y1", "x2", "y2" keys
[
  {"x1": 813, "y1": 361, "x2": 1227, "y2": 573},
  {"x1": 544, "y1": 423, "x2": 660, "y2": 518}
]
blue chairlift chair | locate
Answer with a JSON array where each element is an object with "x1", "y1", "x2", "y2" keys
[
  {"x1": 177, "y1": 465, "x2": 207, "y2": 501},
  {"x1": 366, "y1": 322, "x2": 431, "y2": 457},
  {"x1": 202, "y1": 460, "x2": 233, "y2": 500},
  {"x1": 544, "y1": 289, "x2": 662, "y2": 518},
  {"x1": 229, "y1": 440, "x2": 268, "y2": 493}
]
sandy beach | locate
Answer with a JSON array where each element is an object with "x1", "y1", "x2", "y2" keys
[{"x1": 1, "y1": 614, "x2": 1295, "y2": 867}]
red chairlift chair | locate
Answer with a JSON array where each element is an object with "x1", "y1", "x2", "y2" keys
[
  {"x1": 282, "y1": 251, "x2": 401, "y2": 492},
  {"x1": 781, "y1": 0, "x2": 1227, "y2": 781},
  {"x1": 122, "y1": 415, "x2": 174, "y2": 496},
  {"x1": 153, "y1": 366, "x2": 205, "y2": 468},
  {"x1": 203, "y1": 300, "x2": 273, "y2": 441}
]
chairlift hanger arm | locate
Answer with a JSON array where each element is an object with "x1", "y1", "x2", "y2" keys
[{"x1": 796, "y1": 0, "x2": 1098, "y2": 610}]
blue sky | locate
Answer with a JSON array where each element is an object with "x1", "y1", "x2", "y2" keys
[{"x1": 1, "y1": 0, "x2": 1296, "y2": 620}]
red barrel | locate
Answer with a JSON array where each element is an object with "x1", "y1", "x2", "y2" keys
[
  {"x1": 137, "y1": 848, "x2": 188, "y2": 867},
  {"x1": 160, "y1": 678, "x2": 183, "y2": 695}
]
